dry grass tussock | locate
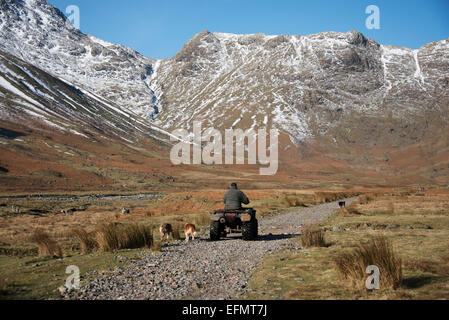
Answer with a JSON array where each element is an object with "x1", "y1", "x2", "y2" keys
[
  {"x1": 29, "y1": 229, "x2": 62, "y2": 257},
  {"x1": 193, "y1": 212, "x2": 210, "y2": 227},
  {"x1": 283, "y1": 194, "x2": 309, "y2": 207},
  {"x1": 358, "y1": 194, "x2": 375, "y2": 205},
  {"x1": 336, "y1": 204, "x2": 362, "y2": 216},
  {"x1": 333, "y1": 236, "x2": 402, "y2": 290},
  {"x1": 301, "y1": 225, "x2": 326, "y2": 248},
  {"x1": 71, "y1": 227, "x2": 97, "y2": 253},
  {"x1": 314, "y1": 191, "x2": 359, "y2": 204},
  {"x1": 95, "y1": 223, "x2": 153, "y2": 252}
]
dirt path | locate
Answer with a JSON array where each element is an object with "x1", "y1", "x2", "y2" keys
[{"x1": 67, "y1": 197, "x2": 357, "y2": 300}]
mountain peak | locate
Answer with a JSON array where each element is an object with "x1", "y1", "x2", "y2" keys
[
  {"x1": 0, "y1": 0, "x2": 157, "y2": 115},
  {"x1": 1, "y1": 0, "x2": 69, "y2": 24},
  {"x1": 188, "y1": 29, "x2": 380, "y2": 51}
]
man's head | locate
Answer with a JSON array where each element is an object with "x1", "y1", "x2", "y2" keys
[{"x1": 230, "y1": 182, "x2": 238, "y2": 189}]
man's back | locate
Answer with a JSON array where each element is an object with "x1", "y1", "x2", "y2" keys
[{"x1": 223, "y1": 184, "x2": 249, "y2": 210}]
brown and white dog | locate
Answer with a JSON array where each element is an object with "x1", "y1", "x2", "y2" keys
[
  {"x1": 159, "y1": 223, "x2": 173, "y2": 241},
  {"x1": 184, "y1": 223, "x2": 197, "y2": 242}
]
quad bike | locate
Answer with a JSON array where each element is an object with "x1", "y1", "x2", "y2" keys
[{"x1": 209, "y1": 208, "x2": 258, "y2": 241}]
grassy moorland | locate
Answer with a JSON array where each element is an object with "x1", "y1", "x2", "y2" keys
[
  {"x1": 0, "y1": 189, "x2": 357, "y2": 299},
  {"x1": 243, "y1": 190, "x2": 449, "y2": 300}
]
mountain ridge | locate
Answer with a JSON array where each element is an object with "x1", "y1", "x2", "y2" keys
[
  {"x1": 1, "y1": 0, "x2": 449, "y2": 188},
  {"x1": 0, "y1": 0, "x2": 158, "y2": 117}
]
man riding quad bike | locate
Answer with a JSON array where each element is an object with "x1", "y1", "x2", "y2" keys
[{"x1": 210, "y1": 183, "x2": 258, "y2": 241}]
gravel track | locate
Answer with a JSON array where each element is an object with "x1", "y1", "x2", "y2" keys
[{"x1": 67, "y1": 197, "x2": 356, "y2": 300}]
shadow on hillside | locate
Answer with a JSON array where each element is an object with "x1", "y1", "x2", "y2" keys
[{"x1": 0, "y1": 127, "x2": 26, "y2": 140}]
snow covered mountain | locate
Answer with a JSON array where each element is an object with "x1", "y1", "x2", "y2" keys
[
  {"x1": 0, "y1": 48, "x2": 179, "y2": 193},
  {"x1": 1, "y1": 0, "x2": 448, "y2": 186},
  {"x1": 0, "y1": 0, "x2": 158, "y2": 118},
  {"x1": 149, "y1": 30, "x2": 449, "y2": 146},
  {"x1": 0, "y1": 49, "x2": 173, "y2": 145},
  {"x1": 1, "y1": 0, "x2": 448, "y2": 146}
]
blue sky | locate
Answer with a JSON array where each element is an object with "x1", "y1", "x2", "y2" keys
[{"x1": 47, "y1": 0, "x2": 449, "y2": 59}]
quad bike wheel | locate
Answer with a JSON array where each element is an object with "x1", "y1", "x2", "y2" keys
[
  {"x1": 210, "y1": 221, "x2": 222, "y2": 241},
  {"x1": 242, "y1": 219, "x2": 258, "y2": 240}
]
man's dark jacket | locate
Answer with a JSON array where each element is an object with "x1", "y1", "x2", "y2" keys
[{"x1": 223, "y1": 186, "x2": 249, "y2": 210}]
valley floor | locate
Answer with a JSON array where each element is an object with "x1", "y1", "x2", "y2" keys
[
  {"x1": 64, "y1": 198, "x2": 356, "y2": 300},
  {"x1": 245, "y1": 191, "x2": 449, "y2": 299},
  {"x1": 0, "y1": 189, "x2": 448, "y2": 300}
]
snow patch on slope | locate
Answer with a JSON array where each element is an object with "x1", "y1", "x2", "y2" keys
[{"x1": 0, "y1": 75, "x2": 47, "y2": 110}]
